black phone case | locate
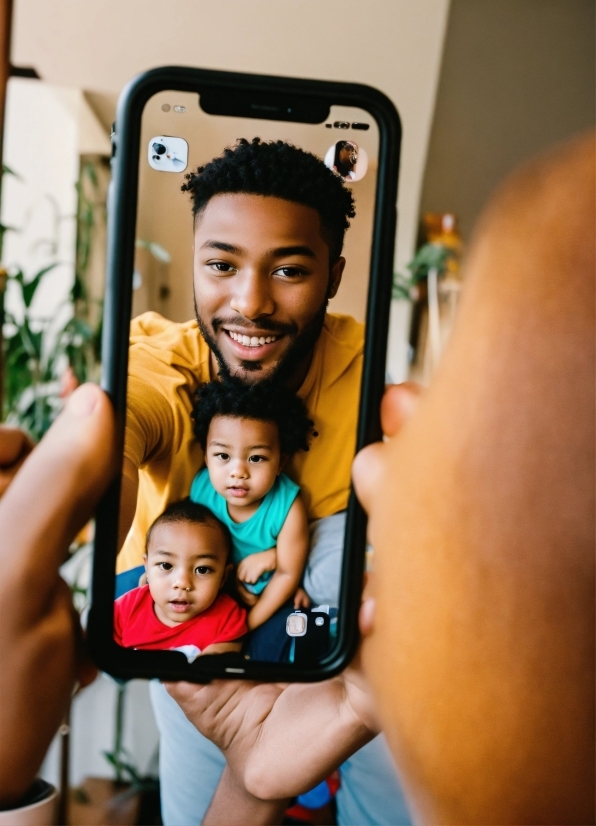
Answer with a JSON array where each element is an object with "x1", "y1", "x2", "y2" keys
[{"x1": 88, "y1": 66, "x2": 401, "y2": 684}]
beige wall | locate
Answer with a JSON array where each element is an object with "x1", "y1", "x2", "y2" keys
[
  {"x1": 12, "y1": 0, "x2": 450, "y2": 272},
  {"x1": 2, "y1": 79, "x2": 109, "y2": 324},
  {"x1": 11, "y1": 0, "x2": 452, "y2": 378},
  {"x1": 420, "y1": 0, "x2": 595, "y2": 240}
]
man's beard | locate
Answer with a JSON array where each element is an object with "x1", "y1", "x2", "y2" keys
[{"x1": 194, "y1": 299, "x2": 328, "y2": 386}]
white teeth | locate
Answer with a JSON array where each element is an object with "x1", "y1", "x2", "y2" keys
[{"x1": 227, "y1": 330, "x2": 278, "y2": 346}]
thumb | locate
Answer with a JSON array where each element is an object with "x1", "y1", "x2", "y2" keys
[
  {"x1": 0, "y1": 384, "x2": 117, "y2": 583},
  {"x1": 381, "y1": 382, "x2": 422, "y2": 438}
]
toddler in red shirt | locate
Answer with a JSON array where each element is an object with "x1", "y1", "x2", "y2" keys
[{"x1": 114, "y1": 499, "x2": 247, "y2": 660}]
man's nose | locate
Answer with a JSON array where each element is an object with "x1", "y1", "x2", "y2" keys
[{"x1": 229, "y1": 271, "x2": 275, "y2": 320}]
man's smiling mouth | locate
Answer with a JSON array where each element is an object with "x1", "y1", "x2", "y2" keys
[{"x1": 225, "y1": 330, "x2": 280, "y2": 348}]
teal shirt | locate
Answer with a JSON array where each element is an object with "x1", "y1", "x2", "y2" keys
[{"x1": 189, "y1": 468, "x2": 300, "y2": 594}]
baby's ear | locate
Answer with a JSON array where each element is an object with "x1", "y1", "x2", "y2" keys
[
  {"x1": 220, "y1": 562, "x2": 234, "y2": 589},
  {"x1": 142, "y1": 554, "x2": 148, "y2": 570},
  {"x1": 278, "y1": 453, "x2": 289, "y2": 474}
]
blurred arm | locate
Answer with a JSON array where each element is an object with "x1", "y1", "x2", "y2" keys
[
  {"x1": 354, "y1": 134, "x2": 595, "y2": 825},
  {"x1": 0, "y1": 386, "x2": 116, "y2": 805}
]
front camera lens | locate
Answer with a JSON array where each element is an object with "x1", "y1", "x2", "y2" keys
[{"x1": 152, "y1": 142, "x2": 166, "y2": 155}]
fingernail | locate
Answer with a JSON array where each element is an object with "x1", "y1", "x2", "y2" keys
[
  {"x1": 67, "y1": 384, "x2": 100, "y2": 417},
  {"x1": 359, "y1": 596, "x2": 376, "y2": 635}
]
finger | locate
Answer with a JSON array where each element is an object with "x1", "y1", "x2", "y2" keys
[
  {"x1": 359, "y1": 597, "x2": 376, "y2": 636},
  {"x1": 381, "y1": 382, "x2": 422, "y2": 438},
  {"x1": 351, "y1": 441, "x2": 386, "y2": 516},
  {"x1": 0, "y1": 426, "x2": 34, "y2": 466},
  {"x1": 0, "y1": 384, "x2": 117, "y2": 608},
  {"x1": 0, "y1": 427, "x2": 34, "y2": 498}
]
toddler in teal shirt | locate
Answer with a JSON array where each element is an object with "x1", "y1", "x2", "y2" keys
[{"x1": 191, "y1": 378, "x2": 315, "y2": 631}]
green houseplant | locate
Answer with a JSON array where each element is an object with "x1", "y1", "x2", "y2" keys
[{"x1": 1, "y1": 162, "x2": 104, "y2": 439}]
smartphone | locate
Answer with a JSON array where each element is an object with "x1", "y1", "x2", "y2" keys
[{"x1": 88, "y1": 66, "x2": 401, "y2": 683}]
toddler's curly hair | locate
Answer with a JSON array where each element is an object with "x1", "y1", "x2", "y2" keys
[
  {"x1": 193, "y1": 377, "x2": 316, "y2": 457},
  {"x1": 181, "y1": 137, "x2": 355, "y2": 262}
]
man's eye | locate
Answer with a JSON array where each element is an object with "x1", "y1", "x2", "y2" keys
[
  {"x1": 249, "y1": 455, "x2": 266, "y2": 463},
  {"x1": 208, "y1": 261, "x2": 235, "y2": 274},
  {"x1": 158, "y1": 562, "x2": 172, "y2": 571},
  {"x1": 195, "y1": 566, "x2": 212, "y2": 575},
  {"x1": 274, "y1": 266, "x2": 305, "y2": 278}
]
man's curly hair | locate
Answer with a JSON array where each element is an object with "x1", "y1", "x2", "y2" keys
[
  {"x1": 181, "y1": 138, "x2": 355, "y2": 262},
  {"x1": 193, "y1": 376, "x2": 316, "y2": 457}
]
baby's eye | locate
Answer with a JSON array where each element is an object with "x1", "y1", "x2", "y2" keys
[
  {"x1": 248, "y1": 454, "x2": 267, "y2": 463},
  {"x1": 158, "y1": 562, "x2": 173, "y2": 571},
  {"x1": 215, "y1": 452, "x2": 229, "y2": 461},
  {"x1": 195, "y1": 565, "x2": 213, "y2": 575}
]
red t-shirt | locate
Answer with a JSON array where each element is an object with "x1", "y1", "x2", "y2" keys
[{"x1": 114, "y1": 585, "x2": 247, "y2": 652}]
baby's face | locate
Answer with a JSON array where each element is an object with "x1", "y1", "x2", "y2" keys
[
  {"x1": 205, "y1": 416, "x2": 282, "y2": 509},
  {"x1": 144, "y1": 520, "x2": 230, "y2": 627}
]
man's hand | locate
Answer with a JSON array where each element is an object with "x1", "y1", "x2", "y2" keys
[
  {"x1": 0, "y1": 384, "x2": 117, "y2": 806},
  {"x1": 236, "y1": 548, "x2": 276, "y2": 584},
  {"x1": 165, "y1": 654, "x2": 379, "y2": 806}
]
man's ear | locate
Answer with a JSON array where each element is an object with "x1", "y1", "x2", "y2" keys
[{"x1": 328, "y1": 257, "x2": 346, "y2": 300}]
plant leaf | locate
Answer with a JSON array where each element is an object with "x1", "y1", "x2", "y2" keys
[
  {"x1": 136, "y1": 238, "x2": 171, "y2": 264},
  {"x1": 21, "y1": 263, "x2": 58, "y2": 308}
]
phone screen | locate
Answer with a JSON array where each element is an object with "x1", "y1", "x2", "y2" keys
[{"x1": 102, "y1": 74, "x2": 397, "y2": 680}]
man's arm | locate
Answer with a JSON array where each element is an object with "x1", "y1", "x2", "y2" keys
[
  {"x1": 118, "y1": 456, "x2": 139, "y2": 551},
  {"x1": 203, "y1": 766, "x2": 289, "y2": 826}
]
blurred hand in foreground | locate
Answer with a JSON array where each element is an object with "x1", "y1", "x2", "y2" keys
[{"x1": 0, "y1": 384, "x2": 116, "y2": 806}]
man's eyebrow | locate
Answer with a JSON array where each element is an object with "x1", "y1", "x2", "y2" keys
[
  {"x1": 200, "y1": 241, "x2": 317, "y2": 259},
  {"x1": 269, "y1": 245, "x2": 316, "y2": 259},
  {"x1": 200, "y1": 240, "x2": 245, "y2": 254}
]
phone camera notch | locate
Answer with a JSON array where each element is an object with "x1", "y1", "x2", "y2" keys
[{"x1": 334, "y1": 121, "x2": 350, "y2": 129}]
